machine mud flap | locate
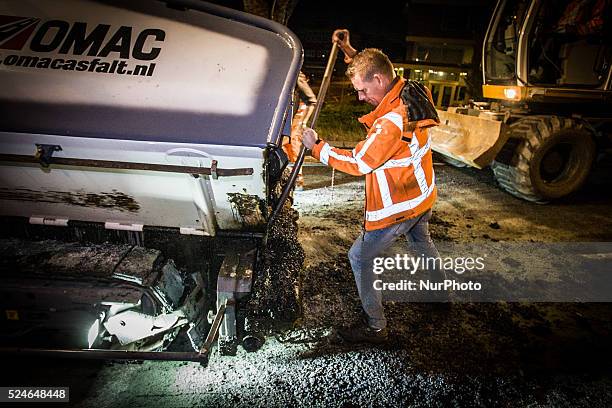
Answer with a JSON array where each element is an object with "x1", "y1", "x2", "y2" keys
[
  {"x1": 0, "y1": 302, "x2": 226, "y2": 366},
  {"x1": 216, "y1": 245, "x2": 257, "y2": 355},
  {"x1": 429, "y1": 110, "x2": 508, "y2": 169}
]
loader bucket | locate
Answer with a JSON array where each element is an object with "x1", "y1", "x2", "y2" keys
[{"x1": 429, "y1": 110, "x2": 507, "y2": 169}]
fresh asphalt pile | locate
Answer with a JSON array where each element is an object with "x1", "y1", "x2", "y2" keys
[
  {"x1": 245, "y1": 169, "x2": 305, "y2": 334},
  {"x1": 245, "y1": 203, "x2": 305, "y2": 334}
]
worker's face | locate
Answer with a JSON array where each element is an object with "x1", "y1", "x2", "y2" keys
[{"x1": 351, "y1": 73, "x2": 388, "y2": 106}]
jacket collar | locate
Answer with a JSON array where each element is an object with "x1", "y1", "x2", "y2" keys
[{"x1": 358, "y1": 76, "x2": 404, "y2": 129}]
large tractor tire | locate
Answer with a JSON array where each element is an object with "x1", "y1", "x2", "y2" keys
[{"x1": 491, "y1": 115, "x2": 596, "y2": 203}]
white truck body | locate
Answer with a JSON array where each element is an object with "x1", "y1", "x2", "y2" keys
[{"x1": 0, "y1": 0, "x2": 302, "y2": 235}]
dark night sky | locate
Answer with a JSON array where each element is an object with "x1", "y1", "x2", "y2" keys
[
  {"x1": 210, "y1": 1, "x2": 493, "y2": 40},
  {"x1": 288, "y1": 1, "x2": 407, "y2": 36},
  {"x1": 208, "y1": 0, "x2": 494, "y2": 68}
]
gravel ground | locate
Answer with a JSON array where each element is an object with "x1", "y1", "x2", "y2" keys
[{"x1": 6, "y1": 156, "x2": 612, "y2": 407}]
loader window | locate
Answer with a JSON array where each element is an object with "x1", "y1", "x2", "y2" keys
[
  {"x1": 528, "y1": 0, "x2": 611, "y2": 87},
  {"x1": 484, "y1": 0, "x2": 530, "y2": 82},
  {"x1": 456, "y1": 86, "x2": 466, "y2": 102},
  {"x1": 441, "y1": 86, "x2": 453, "y2": 107},
  {"x1": 430, "y1": 84, "x2": 441, "y2": 106}
]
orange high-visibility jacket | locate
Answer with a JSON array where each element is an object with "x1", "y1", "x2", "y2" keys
[{"x1": 311, "y1": 78, "x2": 439, "y2": 231}]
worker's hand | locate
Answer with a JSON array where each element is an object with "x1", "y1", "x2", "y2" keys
[
  {"x1": 332, "y1": 29, "x2": 350, "y2": 46},
  {"x1": 332, "y1": 29, "x2": 355, "y2": 63},
  {"x1": 302, "y1": 127, "x2": 318, "y2": 150}
]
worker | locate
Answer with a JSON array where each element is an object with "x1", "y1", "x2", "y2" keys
[
  {"x1": 283, "y1": 71, "x2": 317, "y2": 190},
  {"x1": 302, "y1": 29, "x2": 447, "y2": 344},
  {"x1": 556, "y1": 0, "x2": 608, "y2": 37}
]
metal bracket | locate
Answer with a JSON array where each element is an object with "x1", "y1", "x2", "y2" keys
[
  {"x1": 216, "y1": 245, "x2": 256, "y2": 355},
  {"x1": 0, "y1": 153, "x2": 253, "y2": 177},
  {"x1": 179, "y1": 227, "x2": 208, "y2": 236},
  {"x1": 104, "y1": 222, "x2": 144, "y2": 232},
  {"x1": 34, "y1": 144, "x2": 62, "y2": 167},
  {"x1": 210, "y1": 159, "x2": 219, "y2": 179},
  {"x1": 29, "y1": 216, "x2": 69, "y2": 227},
  {"x1": 198, "y1": 300, "x2": 227, "y2": 358}
]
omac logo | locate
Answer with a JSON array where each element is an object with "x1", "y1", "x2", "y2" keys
[
  {"x1": 0, "y1": 15, "x2": 165, "y2": 61},
  {"x1": 0, "y1": 16, "x2": 40, "y2": 50}
]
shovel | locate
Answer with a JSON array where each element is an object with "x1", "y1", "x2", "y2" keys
[{"x1": 270, "y1": 37, "x2": 340, "y2": 222}]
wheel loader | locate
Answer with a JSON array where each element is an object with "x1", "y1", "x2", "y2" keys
[{"x1": 429, "y1": 0, "x2": 611, "y2": 202}]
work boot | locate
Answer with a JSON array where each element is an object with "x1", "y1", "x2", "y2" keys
[{"x1": 337, "y1": 322, "x2": 388, "y2": 344}]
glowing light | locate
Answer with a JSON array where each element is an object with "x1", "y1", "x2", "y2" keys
[{"x1": 504, "y1": 88, "x2": 518, "y2": 99}]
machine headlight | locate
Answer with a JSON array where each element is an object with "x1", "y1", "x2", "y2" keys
[{"x1": 504, "y1": 88, "x2": 519, "y2": 100}]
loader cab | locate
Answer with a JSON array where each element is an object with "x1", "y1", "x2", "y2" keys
[
  {"x1": 431, "y1": 0, "x2": 611, "y2": 204},
  {"x1": 483, "y1": 0, "x2": 611, "y2": 97},
  {"x1": 483, "y1": 0, "x2": 530, "y2": 85},
  {"x1": 527, "y1": 0, "x2": 610, "y2": 87}
]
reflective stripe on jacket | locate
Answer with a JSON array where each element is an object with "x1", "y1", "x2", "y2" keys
[{"x1": 311, "y1": 78, "x2": 439, "y2": 231}]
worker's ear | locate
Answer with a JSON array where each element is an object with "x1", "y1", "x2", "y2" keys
[
  {"x1": 374, "y1": 73, "x2": 392, "y2": 90},
  {"x1": 372, "y1": 73, "x2": 383, "y2": 87}
]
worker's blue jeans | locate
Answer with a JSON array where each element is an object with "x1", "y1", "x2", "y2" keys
[{"x1": 348, "y1": 209, "x2": 445, "y2": 330}]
